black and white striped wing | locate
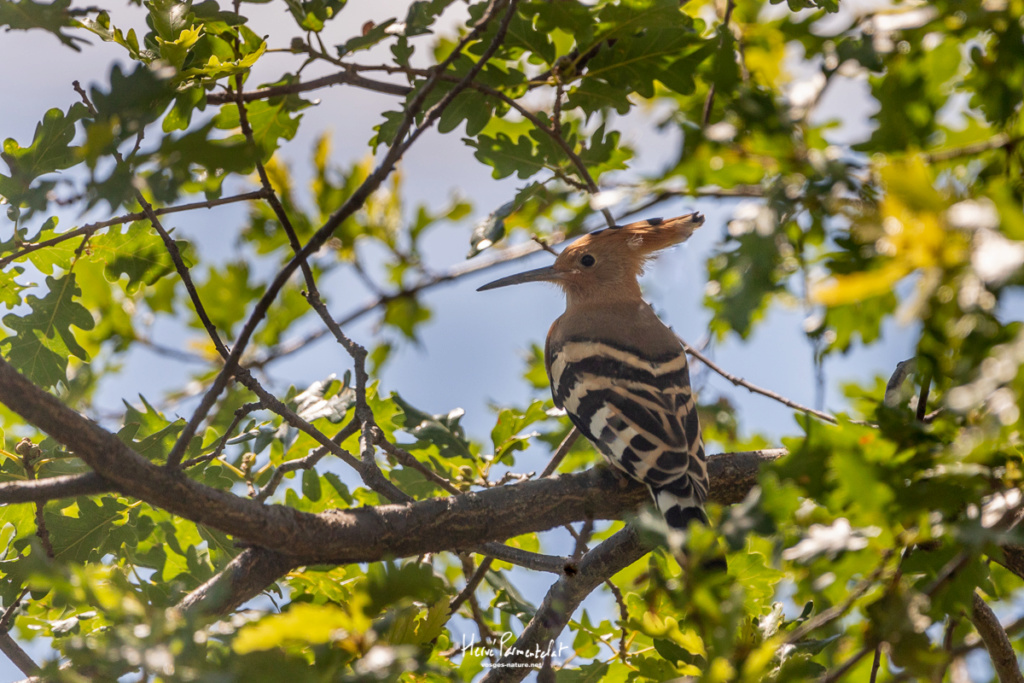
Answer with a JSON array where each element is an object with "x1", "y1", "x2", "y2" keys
[{"x1": 549, "y1": 340, "x2": 709, "y2": 529}]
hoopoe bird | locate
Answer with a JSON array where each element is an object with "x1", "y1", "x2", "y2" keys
[{"x1": 479, "y1": 214, "x2": 709, "y2": 530}]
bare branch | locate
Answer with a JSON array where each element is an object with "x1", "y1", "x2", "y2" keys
[
  {"x1": 463, "y1": 80, "x2": 614, "y2": 227},
  {"x1": 177, "y1": 546, "x2": 296, "y2": 617},
  {"x1": 818, "y1": 645, "x2": 872, "y2": 683},
  {"x1": 206, "y1": 69, "x2": 411, "y2": 105},
  {"x1": 0, "y1": 352, "x2": 779, "y2": 568},
  {"x1": 174, "y1": 0, "x2": 520, "y2": 468},
  {"x1": 254, "y1": 418, "x2": 361, "y2": 503},
  {"x1": 701, "y1": 0, "x2": 735, "y2": 127},
  {"x1": 0, "y1": 587, "x2": 37, "y2": 676},
  {"x1": 451, "y1": 556, "x2": 494, "y2": 613},
  {"x1": 0, "y1": 632, "x2": 39, "y2": 678},
  {"x1": 540, "y1": 428, "x2": 580, "y2": 478},
  {"x1": 786, "y1": 554, "x2": 892, "y2": 644},
  {"x1": 249, "y1": 238, "x2": 559, "y2": 369},
  {"x1": 481, "y1": 526, "x2": 650, "y2": 683},
  {"x1": 0, "y1": 472, "x2": 112, "y2": 505},
  {"x1": 925, "y1": 134, "x2": 1020, "y2": 163},
  {"x1": 0, "y1": 190, "x2": 267, "y2": 269},
  {"x1": 181, "y1": 402, "x2": 263, "y2": 470},
  {"x1": 374, "y1": 429, "x2": 462, "y2": 496},
  {"x1": 476, "y1": 544, "x2": 571, "y2": 574},
  {"x1": 969, "y1": 591, "x2": 1024, "y2": 683},
  {"x1": 683, "y1": 342, "x2": 842, "y2": 424},
  {"x1": 14, "y1": 441, "x2": 54, "y2": 559}
]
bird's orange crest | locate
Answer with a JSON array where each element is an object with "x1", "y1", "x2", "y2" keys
[{"x1": 478, "y1": 213, "x2": 704, "y2": 304}]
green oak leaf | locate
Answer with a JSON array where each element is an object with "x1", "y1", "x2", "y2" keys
[{"x1": 0, "y1": 273, "x2": 94, "y2": 387}]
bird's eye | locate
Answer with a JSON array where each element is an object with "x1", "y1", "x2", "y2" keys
[{"x1": 580, "y1": 254, "x2": 596, "y2": 267}]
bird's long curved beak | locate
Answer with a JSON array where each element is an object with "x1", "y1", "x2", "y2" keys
[{"x1": 477, "y1": 265, "x2": 561, "y2": 291}]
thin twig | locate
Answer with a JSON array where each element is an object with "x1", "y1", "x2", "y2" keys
[
  {"x1": 916, "y1": 372, "x2": 931, "y2": 422},
  {"x1": 15, "y1": 440, "x2": 55, "y2": 560},
  {"x1": 923, "y1": 551, "x2": 969, "y2": 597},
  {"x1": 248, "y1": 238, "x2": 561, "y2": 370},
  {"x1": 451, "y1": 556, "x2": 494, "y2": 613},
  {"x1": 683, "y1": 342, "x2": 842, "y2": 425},
  {"x1": 569, "y1": 518, "x2": 594, "y2": 561},
  {"x1": 233, "y1": 69, "x2": 317, "y2": 294},
  {"x1": 180, "y1": 402, "x2": 263, "y2": 469},
  {"x1": 465, "y1": 80, "x2": 614, "y2": 227},
  {"x1": 786, "y1": 554, "x2": 892, "y2": 643},
  {"x1": 0, "y1": 190, "x2": 267, "y2": 269},
  {"x1": 925, "y1": 134, "x2": 1019, "y2": 163},
  {"x1": 869, "y1": 644, "x2": 882, "y2": 683},
  {"x1": 301, "y1": 290, "x2": 403, "y2": 501},
  {"x1": 605, "y1": 578, "x2": 629, "y2": 662},
  {"x1": 162, "y1": 0, "x2": 520, "y2": 482},
  {"x1": 540, "y1": 428, "x2": 581, "y2": 478},
  {"x1": 254, "y1": 415, "x2": 363, "y2": 502},
  {"x1": 76, "y1": 79, "x2": 242, "y2": 471},
  {"x1": 701, "y1": 0, "x2": 735, "y2": 127},
  {"x1": 817, "y1": 645, "x2": 872, "y2": 683},
  {"x1": 375, "y1": 430, "x2": 462, "y2": 496},
  {"x1": 206, "y1": 69, "x2": 411, "y2": 104},
  {"x1": 0, "y1": 588, "x2": 28, "y2": 635}
]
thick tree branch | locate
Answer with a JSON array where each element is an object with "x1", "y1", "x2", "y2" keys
[
  {"x1": 0, "y1": 355, "x2": 778, "y2": 564},
  {"x1": 970, "y1": 591, "x2": 1024, "y2": 683},
  {"x1": 480, "y1": 526, "x2": 650, "y2": 683},
  {"x1": 0, "y1": 632, "x2": 39, "y2": 678}
]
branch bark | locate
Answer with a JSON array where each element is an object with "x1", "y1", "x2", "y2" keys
[
  {"x1": 177, "y1": 547, "x2": 297, "y2": 617},
  {"x1": 970, "y1": 591, "x2": 1024, "y2": 683},
  {"x1": 0, "y1": 632, "x2": 39, "y2": 678},
  {"x1": 0, "y1": 352, "x2": 780, "y2": 581},
  {"x1": 0, "y1": 472, "x2": 113, "y2": 505},
  {"x1": 480, "y1": 526, "x2": 650, "y2": 683}
]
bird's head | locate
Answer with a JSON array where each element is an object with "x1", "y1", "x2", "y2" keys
[{"x1": 477, "y1": 213, "x2": 704, "y2": 303}]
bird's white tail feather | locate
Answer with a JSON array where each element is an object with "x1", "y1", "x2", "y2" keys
[{"x1": 653, "y1": 488, "x2": 707, "y2": 529}]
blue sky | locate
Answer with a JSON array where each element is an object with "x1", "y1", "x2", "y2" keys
[{"x1": 0, "y1": 1, "x2": 952, "y2": 679}]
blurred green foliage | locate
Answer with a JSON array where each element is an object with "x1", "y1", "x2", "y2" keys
[{"x1": 2, "y1": 0, "x2": 1024, "y2": 680}]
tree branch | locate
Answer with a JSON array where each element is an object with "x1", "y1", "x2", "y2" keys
[
  {"x1": 683, "y1": 341, "x2": 842, "y2": 424},
  {"x1": 0, "y1": 190, "x2": 268, "y2": 269},
  {"x1": 969, "y1": 591, "x2": 1024, "y2": 683},
  {"x1": 177, "y1": 546, "x2": 297, "y2": 617},
  {"x1": 0, "y1": 471, "x2": 113, "y2": 505},
  {"x1": 173, "y1": 0, "x2": 519, "y2": 467},
  {"x1": 480, "y1": 526, "x2": 650, "y2": 683},
  {"x1": 0, "y1": 353, "x2": 779, "y2": 591},
  {"x1": 206, "y1": 69, "x2": 411, "y2": 105},
  {"x1": 701, "y1": 0, "x2": 735, "y2": 127},
  {"x1": 0, "y1": 632, "x2": 39, "y2": 678},
  {"x1": 925, "y1": 134, "x2": 1020, "y2": 163},
  {"x1": 540, "y1": 428, "x2": 580, "y2": 478},
  {"x1": 248, "y1": 237, "x2": 559, "y2": 369}
]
